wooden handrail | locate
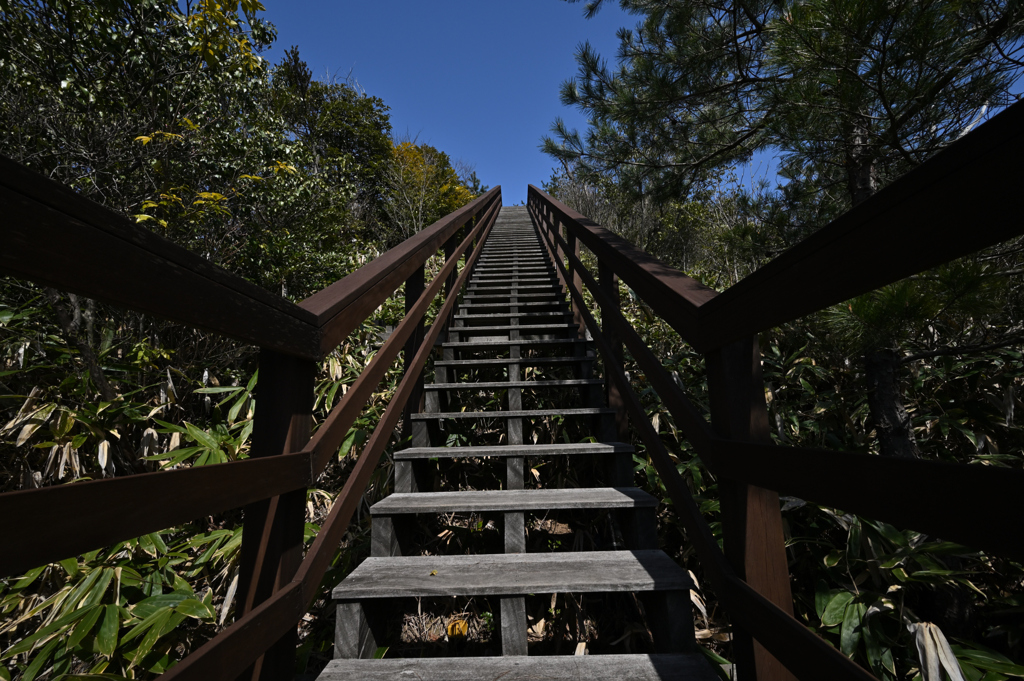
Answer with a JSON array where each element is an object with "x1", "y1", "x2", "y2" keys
[
  {"x1": 527, "y1": 95, "x2": 1024, "y2": 675},
  {"x1": 697, "y1": 101, "x2": 1024, "y2": 350},
  {"x1": 0, "y1": 156, "x2": 321, "y2": 359},
  {"x1": 528, "y1": 184, "x2": 716, "y2": 350},
  {"x1": 302, "y1": 197, "x2": 501, "y2": 477},
  {"x1": 709, "y1": 440, "x2": 1024, "y2": 561},
  {"x1": 0, "y1": 451, "x2": 311, "y2": 577},
  {"x1": 0, "y1": 148, "x2": 504, "y2": 679},
  {"x1": 530, "y1": 198, "x2": 874, "y2": 681},
  {"x1": 300, "y1": 187, "x2": 501, "y2": 357},
  {"x1": 532, "y1": 207, "x2": 1024, "y2": 562},
  {"x1": 160, "y1": 187, "x2": 500, "y2": 681}
]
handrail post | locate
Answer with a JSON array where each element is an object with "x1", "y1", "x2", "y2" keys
[
  {"x1": 599, "y1": 260, "x2": 629, "y2": 443},
  {"x1": 236, "y1": 349, "x2": 315, "y2": 681},
  {"x1": 706, "y1": 337, "x2": 796, "y2": 681},
  {"x1": 567, "y1": 230, "x2": 585, "y2": 339},
  {"x1": 403, "y1": 264, "x2": 427, "y2": 439},
  {"x1": 398, "y1": 264, "x2": 430, "y2": 495}
]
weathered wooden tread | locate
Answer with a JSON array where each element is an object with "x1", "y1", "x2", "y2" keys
[
  {"x1": 409, "y1": 407, "x2": 614, "y2": 420},
  {"x1": 468, "y1": 284, "x2": 562, "y2": 292},
  {"x1": 441, "y1": 338, "x2": 584, "y2": 348},
  {"x1": 473, "y1": 263, "x2": 550, "y2": 269},
  {"x1": 317, "y1": 653, "x2": 719, "y2": 681},
  {"x1": 394, "y1": 441, "x2": 634, "y2": 460},
  {"x1": 332, "y1": 550, "x2": 693, "y2": 599},
  {"x1": 448, "y1": 323, "x2": 578, "y2": 332},
  {"x1": 454, "y1": 312, "x2": 573, "y2": 320},
  {"x1": 433, "y1": 356, "x2": 592, "y2": 368},
  {"x1": 462, "y1": 299, "x2": 569, "y2": 307},
  {"x1": 423, "y1": 379, "x2": 602, "y2": 390},
  {"x1": 371, "y1": 487, "x2": 657, "y2": 515},
  {"x1": 464, "y1": 288, "x2": 561, "y2": 296}
]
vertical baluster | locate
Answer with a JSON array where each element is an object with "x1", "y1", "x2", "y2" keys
[{"x1": 236, "y1": 349, "x2": 315, "y2": 681}]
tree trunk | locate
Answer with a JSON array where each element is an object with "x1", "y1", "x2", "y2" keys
[
  {"x1": 845, "y1": 118, "x2": 877, "y2": 206},
  {"x1": 46, "y1": 288, "x2": 116, "y2": 401},
  {"x1": 844, "y1": 116, "x2": 919, "y2": 458},
  {"x1": 864, "y1": 348, "x2": 920, "y2": 458}
]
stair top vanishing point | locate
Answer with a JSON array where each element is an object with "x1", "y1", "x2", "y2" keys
[{"x1": 322, "y1": 205, "x2": 719, "y2": 680}]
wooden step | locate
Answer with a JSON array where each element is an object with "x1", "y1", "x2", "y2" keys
[
  {"x1": 441, "y1": 338, "x2": 584, "y2": 349},
  {"x1": 331, "y1": 550, "x2": 692, "y2": 599},
  {"x1": 317, "y1": 653, "x2": 720, "y2": 681},
  {"x1": 408, "y1": 407, "x2": 614, "y2": 420},
  {"x1": 453, "y1": 312, "x2": 574, "y2": 321},
  {"x1": 467, "y1": 288, "x2": 560, "y2": 295},
  {"x1": 467, "y1": 284, "x2": 561, "y2": 292},
  {"x1": 393, "y1": 441, "x2": 633, "y2": 460},
  {"x1": 423, "y1": 379, "x2": 602, "y2": 390},
  {"x1": 460, "y1": 301, "x2": 569, "y2": 310},
  {"x1": 371, "y1": 487, "x2": 656, "y2": 515},
  {"x1": 433, "y1": 356, "x2": 591, "y2": 368}
]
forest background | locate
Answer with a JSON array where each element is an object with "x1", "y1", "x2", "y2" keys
[{"x1": 0, "y1": 0, "x2": 1023, "y2": 680}]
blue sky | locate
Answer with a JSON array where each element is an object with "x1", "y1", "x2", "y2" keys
[{"x1": 260, "y1": 1, "x2": 636, "y2": 205}]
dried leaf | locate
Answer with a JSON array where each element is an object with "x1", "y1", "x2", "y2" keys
[
  {"x1": 15, "y1": 402, "x2": 57, "y2": 445},
  {"x1": 909, "y1": 622, "x2": 966, "y2": 681},
  {"x1": 98, "y1": 440, "x2": 110, "y2": 473}
]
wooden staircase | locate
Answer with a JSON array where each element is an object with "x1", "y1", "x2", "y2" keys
[{"x1": 319, "y1": 206, "x2": 719, "y2": 679}]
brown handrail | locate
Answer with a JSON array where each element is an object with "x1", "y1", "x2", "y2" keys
[
  {"x1": 159, "y1": 195, "x2": 500, "y2": 681},
  {"x1": 0, "y1": 153, "x2": 502, "y2": 679},
  {"x1": 530, "y1": 194, "x2": 875, "y2": 681},
  {"x1": 301, "y1": 186, "x2": 501, "y2": 357},
  {"x1": 526, "y1": 98, "x2": 1024, "y2": 681},
  {"x1": 532, "y1": 200, "x2": 1024, "y2": 561},
  {"x1": 0, "y1": 451, "x2": 311, "y2": 576}
]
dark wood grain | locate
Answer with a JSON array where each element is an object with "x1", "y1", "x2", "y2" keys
[
  {"x1": 711, "y1": 439, "x2": 1024, "y2": 562},
  {"x1": 303, "y1": 197, "x2": 499, "y2": 476},
  {"x1": 159, "y1": 581, "x2": 305, "y2": 681},
  {"x1": 235, "y1": 351, "x2": 315, "y2": 681},
  {"x1": 529, "y1": 184, "x2": 716, "y2": 349},
  {"x1": 699, "y1": 101, "x2": 1024, "y2": 349}
]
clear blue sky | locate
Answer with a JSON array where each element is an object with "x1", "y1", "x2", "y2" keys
[{"x1": 259, "y1": 1, "x2": 635, "y2": 205}]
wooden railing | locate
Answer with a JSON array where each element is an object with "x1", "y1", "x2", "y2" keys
[
  {"x1": 3, "y1": 98, "x2": 1024, "y2": 681},
  {"x1": 0, "y1": 156, "x2": 501, "y2": 679},
  {"x1": 527, "y1": 97, "x2": 1024, "y2": 681}
]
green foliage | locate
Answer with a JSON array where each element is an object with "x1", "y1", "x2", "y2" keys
[
  {"x1": 0, "y1": 2, "x2": 484, "y2": 678},
  {"x1": 380, "y1": 140, "x2": 476, "y2": 247},
  {"x1": 548, "y1": 0, "x2": 1024, "y2": 211},
  {"x1": 0, "y1": 527, "x2": 237, "y2": 679}
]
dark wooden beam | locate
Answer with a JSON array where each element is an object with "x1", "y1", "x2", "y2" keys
[
  {"x1": 300, "y1": 187, "x2": 500, "y2": 357},
  {"x1": 0, "y1": 453, "x2": 310, "y2": 578},
  {"x1": 0, "y1": 156, "x2": 319, "y2": 359},
  {"x1": 710, "y1": 440, "x2": 1024, "y2": 562},
  {"x1": 697, "y1": 100, "x2": 1024, "y2": 349}
]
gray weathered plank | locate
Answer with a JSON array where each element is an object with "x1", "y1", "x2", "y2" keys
[
  {"x1": 394, "y1": 442, "x2": 634, "y2": 460},
  {"x1": 317, "y1": 653, "x2": 720, "y2": 680},
  {"x1": 424, "y1": 379, "x2": 603, "y2": 390},
  {"x1": 370, "y1": 487, "x2": 657, "y2": 515},
  {"x1": 408, "y1": 408, "x2": 614, "y2": 420},
  {"x1": 331, "y1": 550, "x2": 693, "y2": 599}
]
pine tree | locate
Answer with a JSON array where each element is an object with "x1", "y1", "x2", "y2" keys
[{"x1": 545, "y1": 0, "x2": 1024, "y2": 457}]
